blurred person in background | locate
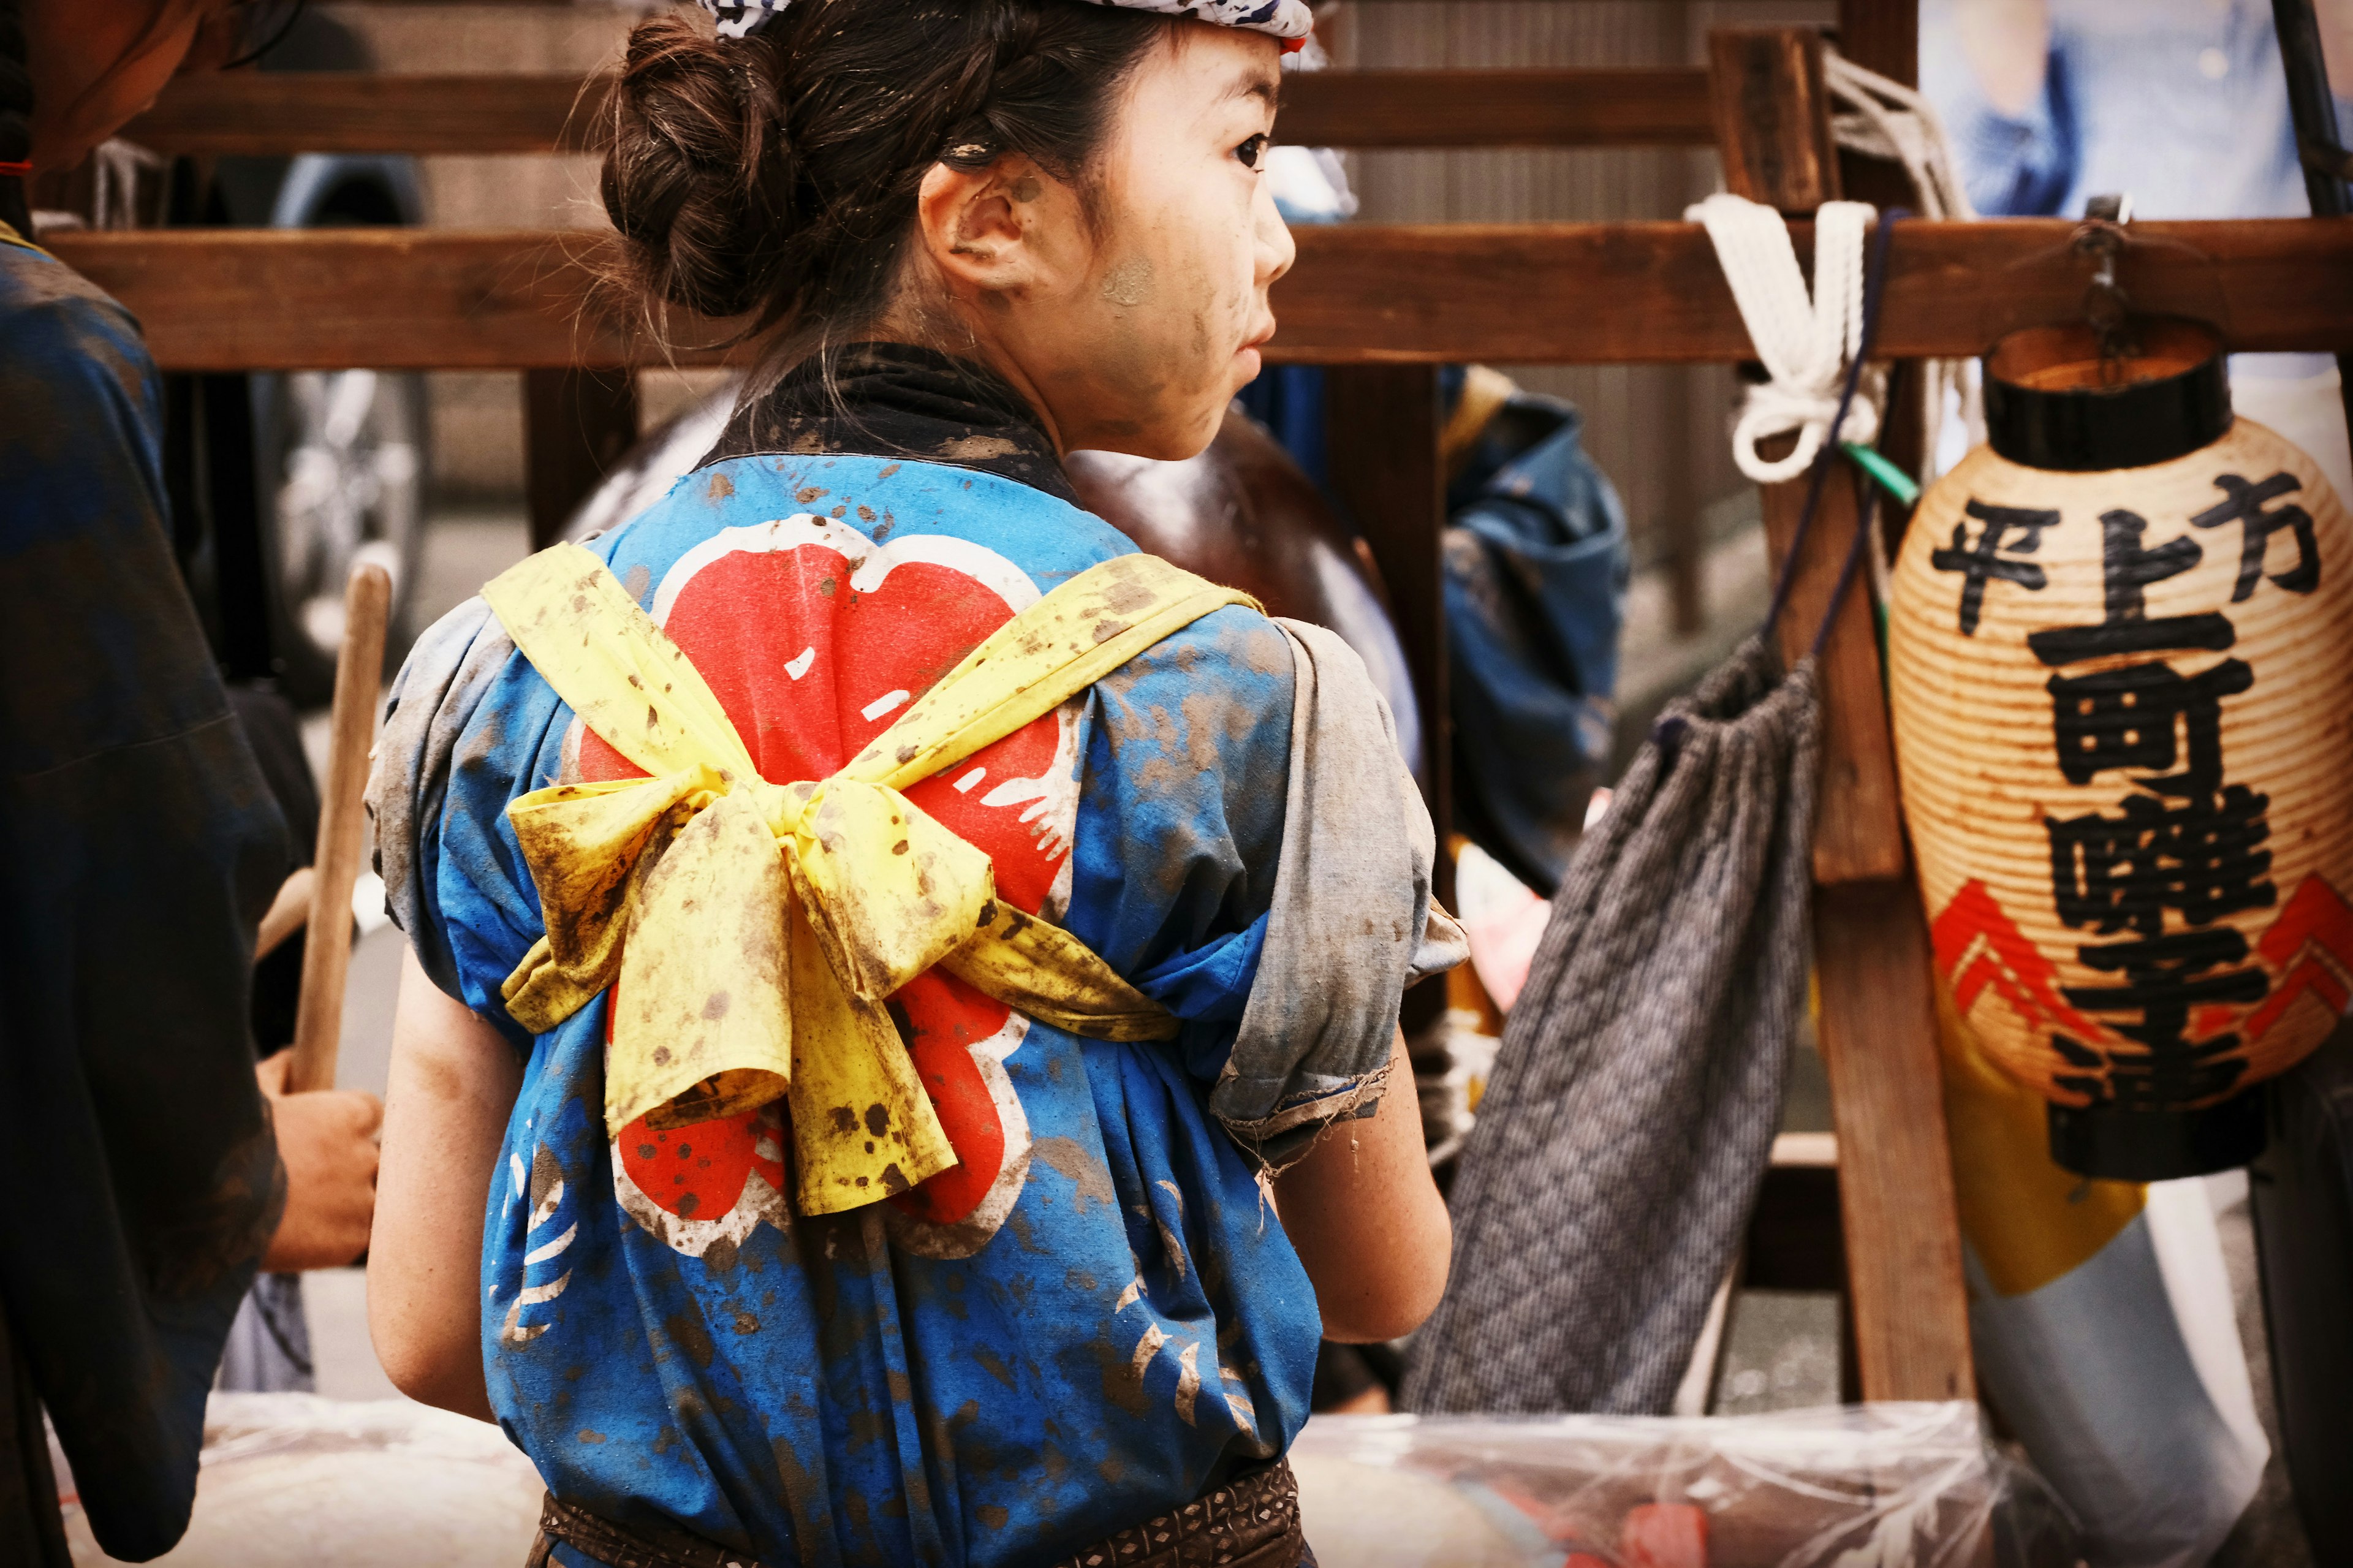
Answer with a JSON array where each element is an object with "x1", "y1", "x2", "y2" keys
[
  {"x1": 1, "y1": 2, "x2": 382, "y2": 1561},
  {"x1": 1922, "y1": 0, "x2": 2353, "y2": 493}
]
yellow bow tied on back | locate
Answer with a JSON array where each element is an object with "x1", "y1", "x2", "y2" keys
[{"x1": 483, "y1": 542, "x2": 1255, "y2": 1216}]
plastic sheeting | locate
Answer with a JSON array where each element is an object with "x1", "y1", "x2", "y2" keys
[
  {"x1": 1290, "y1": 1404, "x2": 2078, "y2": 1568},
  {"x1": 64, "y1": 1397, "x2": 2075, "y2": 1567},
  {"x1": 61, "y1": 1395, "x2": 544, "y2": 1567}
]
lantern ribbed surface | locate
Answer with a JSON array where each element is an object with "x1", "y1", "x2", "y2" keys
[{"x1": 1890, "y1": 416, "x2": 2353, "y2": 1125}]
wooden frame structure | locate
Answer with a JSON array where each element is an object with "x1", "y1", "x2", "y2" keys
[{"x1": 67, "y1": 0, "x2": 2353, "y2": 1409}]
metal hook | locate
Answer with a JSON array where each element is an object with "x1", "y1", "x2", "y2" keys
[{"x1": 2072, "y1": 192, "x2": 2138, "y2": 378}]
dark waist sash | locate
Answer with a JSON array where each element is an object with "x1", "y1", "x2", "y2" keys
[{"x1": 526, "y1": 1458, "x2": 1307, "y2": 1568}]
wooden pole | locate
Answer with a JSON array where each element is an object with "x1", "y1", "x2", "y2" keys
[
  {"x1": 1707, "y1": 23, "x2": 1977, "y2": 1404},
  {"x1": 1325, "y1": 363, "x2": 1452, "y2": 1034},
  {"x1": 1324, "y1": 363, "x2": 1452, "y2": 916},
  {"x1": 284, "y1": 564, "x2": 392, "y2": 1094}
]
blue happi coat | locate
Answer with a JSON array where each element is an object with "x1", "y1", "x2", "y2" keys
[{"x1": 384, "y1": 450, "x2": 1322, "y2": 1567}]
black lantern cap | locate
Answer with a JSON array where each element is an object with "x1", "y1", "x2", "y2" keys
[
  {"x1": 1984, "y1": 318, "x2": 2234, "y2": 472},
  {"x1": 2048, "y1": 1087, "x2": 2268, "y2": 1181}
]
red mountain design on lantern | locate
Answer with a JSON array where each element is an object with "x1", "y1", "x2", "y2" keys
[
  {"x1": 1931, "y1": 880, "x2": 2102, "y2": 1043},
  {"x1": 584, "y1": 518, "x2": 1080, "y2": 1262},
  {"x1": 2240, "y1": 875, "x2": 2353, "y2": 1045}
]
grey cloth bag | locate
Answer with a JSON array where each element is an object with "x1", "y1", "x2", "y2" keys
[
  {"x1": 1402, "y1": 633, "x2": 1822, "y2": 1414},
  {"x1": 1404, "y1": 208, "x2": 1901, "y2": 1416}
]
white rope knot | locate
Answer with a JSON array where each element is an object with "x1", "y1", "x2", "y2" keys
[{"x1": 1688, "y1": 192, "x2": 1883, "y2": 485}]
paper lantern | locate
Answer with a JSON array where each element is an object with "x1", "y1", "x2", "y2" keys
[{"x1": 1889, "y1": 319, "x2": 2353, "y2": 1179}]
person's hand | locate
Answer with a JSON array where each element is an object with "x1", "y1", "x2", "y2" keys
[{"x1": 256, "y1": 1053, "x2": 384, "y2": 1271}]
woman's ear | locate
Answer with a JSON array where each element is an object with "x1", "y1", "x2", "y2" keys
[{"x1": 914, "y1": 155, "x2": 1088, "y2": 303}]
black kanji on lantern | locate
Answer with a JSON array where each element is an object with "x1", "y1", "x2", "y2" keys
[
  {"x1": 2190, "y1": 471, "x2": 2320, "y2": 602},
  {"x1": 2027, "y1": 505, "x2": 2273, "y2": 1110},
  {"x1": 2048, "y1": 784, "x2": 2275, "y2": 936},
  {"x1": 2057, "y1": 928, "x2": 2267, "y2": 1105},
  {"x1": 2028, "y1": 510, "x2": 2234, "y2": 666},
  {"x1": 1930, "y1": 499, "x2": 2053, "y2": 635},
  {"x1": 2047, "y1": 657, "x2": 2253, "y2": 790},
  {"x1": 2051, "y1": 1029, "x2": 2251, "y2": 1110}
]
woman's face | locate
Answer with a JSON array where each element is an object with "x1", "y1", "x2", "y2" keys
[
  {"x1": 940, "y1": 25, "x2": 1296, "y2": 462},
  {"x1": 25, "y1": 0, "x2": 235, "y2": 172}
]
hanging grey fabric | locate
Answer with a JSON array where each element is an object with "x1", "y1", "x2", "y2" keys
[{"x1": 1402, "y1": 210, "x2": 1905, "y2": 1415}]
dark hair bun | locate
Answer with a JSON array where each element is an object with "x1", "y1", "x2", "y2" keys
[
  {"x1": 601, "y1": 15, "x2": 798, "y2": 323},
  {"x1": 599, "y1": 0, "x2": 1171, "y2": 344}
]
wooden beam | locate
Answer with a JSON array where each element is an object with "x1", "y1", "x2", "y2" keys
[
  {"x1": 1708, "y1": 21, "x2": 1975, "y2": 1407},
  {"x1": 1282, "y1": 67, "x2": 1712, "y2": 148},
  {"x1": 129, "y1": 72, "x2": 602, "y2": 156},
  {"x1": 128, "y1": 67, "x2": 1715, "y2": 156},
  {"x1": 50, "y1": 229, "x2": 704, "y2": 371},
  {"x1": 47, "y1": 219, "x2": 2353, "y2": 371}
]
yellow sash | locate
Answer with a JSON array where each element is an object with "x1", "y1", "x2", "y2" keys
[
  {"x1": 0, "y1": 221, "x2": 53, "y2": 259},
  {"x1": 483, "y1": 543, "x2": 1256, "y2": 1215}
]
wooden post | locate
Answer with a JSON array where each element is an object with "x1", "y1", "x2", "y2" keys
[
  {"x1": 1324, "y1": 363, "x2": 1452, "y2": 917},
  {"x1": 1835, "y1": 0, "x2": 1930, "y2": 555},
  {"x1": 1707, "y1": 24, "x2": 1976, "y2": 1404},
  {"x1": 1832, "y1": 0, "x2": 1920, "y2": 97},
  {"x1": 525, "y1": 367, "x2": 638, "y2": 551},
  {"x1": 286, "y1": 564, "x2": 393, "y2": 1094},
  {"x1": 1661, "y1": 368, "x2": 1707, "y2": 636},
  {"x1": 1708, "y1": 29, "x2": 1843, "y2": 218}
]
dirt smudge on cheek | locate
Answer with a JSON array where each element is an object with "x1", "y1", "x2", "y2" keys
[
  {"x1": 1099, "y1": 256, "x2": 1153, "y2": 308},
  {"x1": 1086, "y1": 303, "x2": 1172, "y2": 419}
]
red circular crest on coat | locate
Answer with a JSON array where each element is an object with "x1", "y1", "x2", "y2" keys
[{"x1": 587, "y1": 516, "x2": 1071, "y2": 1256}]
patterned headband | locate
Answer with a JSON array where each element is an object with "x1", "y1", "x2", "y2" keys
[{"x1": 698, "y1": 0, "x2": 1313, "y2": 44}]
